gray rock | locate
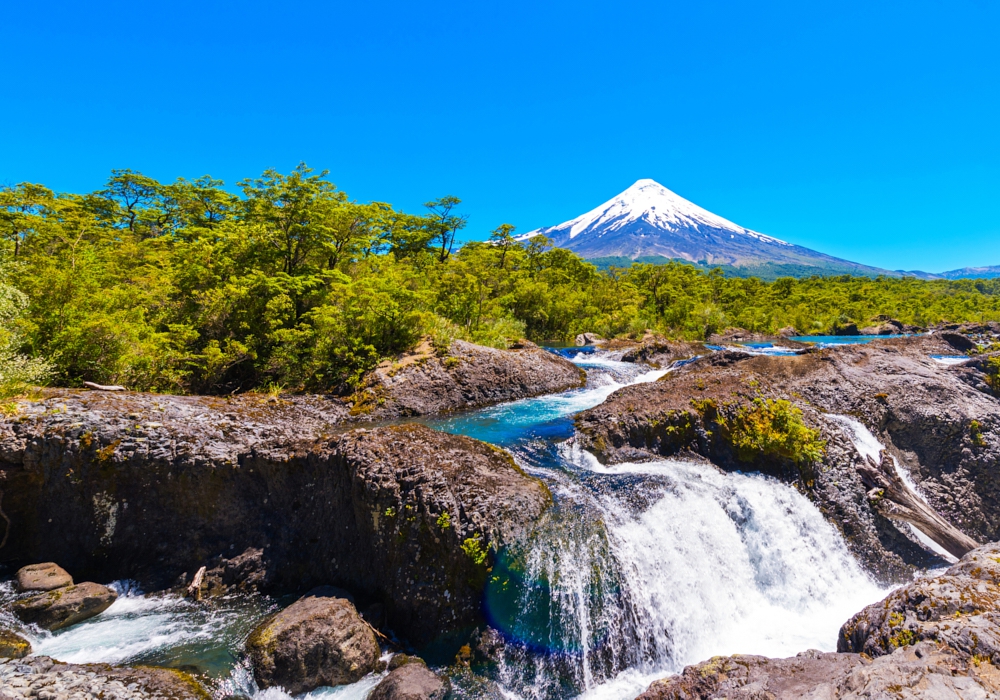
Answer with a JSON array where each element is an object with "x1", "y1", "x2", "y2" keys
[
  {"x1": 574, "y1": 333, "x2": 604, "y2": 346},
  {"x1": 12, "y1": 582, "x2": 116, "y2": 630},
  {"x1": 246, "y1": 587, "x2": 379, "y2": 694},
  {"x1": 368, "y1": 663, "x2": 449, "y2": 700},
  {"x1": 15, "y1": 563, "x2": 72, "y2": 593}
]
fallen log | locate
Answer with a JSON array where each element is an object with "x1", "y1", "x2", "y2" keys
[
  {"x1": 858, "y1": 450, "x2": 979, "y2": 559},
  {"x1": 83, "y1": 382, "x2": 126, "y2": 392}
]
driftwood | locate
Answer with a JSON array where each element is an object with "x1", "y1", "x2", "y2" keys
[
  {"x1": 858, "y1": 450, "x2": 979, "y2": 559},
  {"x1": 186, "y1": 565, "x2": 206, "y2": 600},
  {"x1": 83, "y1": 381, "x2": 126, "y2": 392}
]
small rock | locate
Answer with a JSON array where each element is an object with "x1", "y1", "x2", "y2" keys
[
  {"x1": 246, "y1": 587, "x2": 378, "y2": 694},
  {"x1": 15, "y1": 564, "x2": 72, "y2": 593},
  {"x1": 368, "y1": 663, "x2": 449, "y2": 700},
  {"x1": 574, "y1": 333, "x2": 604, "y2": 347},
  {"x1": 0, "y1": 630, "x2": 31, "y2": 659},
  {"x1": 13, "y1": 583, "x2": 117, "y2": 631}
]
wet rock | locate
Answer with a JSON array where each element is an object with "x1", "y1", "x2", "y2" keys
[
  {"x1": 355, "y1": 339, "x2": 584, "y2": 419},
  {"x1": 12, "y1": 582, "x2": 116, "y2": 630},
  {"x1": 0, "y1": 399, "x2": 550, "y2": 651},
  {"x1": 368, "y1": 662, "x2": 449, "y2": 700},
  {"x1": 247, "y1": 587, "x2": 378, "y2": 694},
  {"x1": 0, "y1": 631, "x2": 29, "y2": 659},
  {"x1": 15, "y1": 563, "x2": 72, "y2": 592},
  {"x1": 619, "y1": 337, "x2": 705, "y2": 368},
  {"x1": 574, "y1": 333, "x2": 604, "y2": 346},
  {"x1": 387, "y1": 654, "x2": 426, "y2": 671}
]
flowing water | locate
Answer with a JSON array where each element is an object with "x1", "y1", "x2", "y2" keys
[{"x1": 12, "y1": 349, "x2": 893, "y2": 700}]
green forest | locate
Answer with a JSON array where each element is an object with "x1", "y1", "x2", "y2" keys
[{"x1": 2, "y1": 164, "x2": 999, "y2": 398}]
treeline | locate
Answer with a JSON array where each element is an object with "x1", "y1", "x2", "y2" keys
[{"x1": 1, "y1": 164, "x2": 998, "y2": 396}]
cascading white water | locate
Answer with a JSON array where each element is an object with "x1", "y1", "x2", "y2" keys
[
  {"x1": 481, "y1": 448, "x2": 889, "y2": 700},
  {"x1": 827, "y1": 414, "x2": 957, "y2": 563}
]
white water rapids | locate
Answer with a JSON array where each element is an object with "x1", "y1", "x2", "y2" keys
[{"x1": 9, "y1": 349, "x2": 896, "y2": 700}]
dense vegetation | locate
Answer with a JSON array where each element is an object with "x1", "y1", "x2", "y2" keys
[{"x1": 2, "y1": 165, "x2": 999, "y2": 396}]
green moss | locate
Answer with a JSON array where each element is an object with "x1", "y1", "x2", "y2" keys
[{"x1": 970, "y1": 420, "x2": 986, "y2": 447}]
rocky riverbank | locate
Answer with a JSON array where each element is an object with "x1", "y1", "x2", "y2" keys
[{"x1": 0, "y1": 656, "x2": 207, "y2": 700}]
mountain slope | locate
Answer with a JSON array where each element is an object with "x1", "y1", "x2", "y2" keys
[{"x1": 521, "y1": 179, "x2": 897, "y2": 276}]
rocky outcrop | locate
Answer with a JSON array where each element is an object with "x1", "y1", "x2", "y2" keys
[
  {"x1": 0, "y1": 630, "x2": 30, "y2": 659},
  {"x1": 351, "y1": 340, "x2": 584, "y2": 419},
  {"x1": 575, "y1": 333, "x2": 604, "y2": 346},
  {"x1": 247, "y1": 587, "x2": 379, "y2": 694},
  {"x1": 0, "y1": 396, "x2": 550, "y2": 651},
  {"x1": 637, "y1": 643, "x2": 999, "y2": 699},
  {"x1": 16, "y1": 563, "x2": 72, "y2": 592},
  {"x1": 619, "y1": 337, "x2": 705, "y2": 368},
  {"x1": 12, "y1": 582, "x2": 117, "y2": 630},
  {"x1": 839, "y1": 542, "x2": 1000, "y2": 660},
  {"x1": 576, "y1": 336, "x2": 1000, "y2": 579},
  {"x1": 0, "y1": 656, "x2": 208, "y2": 700},
  {"x1": 369, "y1": 658, "x2": 449, "y2": 700}
]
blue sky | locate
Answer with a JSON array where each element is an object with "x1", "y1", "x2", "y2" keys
[{"x1": 2, "y1": 0, "x2": 998, "y2": 272}]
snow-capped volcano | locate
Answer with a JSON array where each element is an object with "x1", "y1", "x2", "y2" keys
[{"x1": 522, "y1": 179, "x2": 892, "y2": 274}]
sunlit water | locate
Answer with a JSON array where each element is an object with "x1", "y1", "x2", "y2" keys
[{"x1": 15, "y1": 349, "x2": 893, "y2": 700}]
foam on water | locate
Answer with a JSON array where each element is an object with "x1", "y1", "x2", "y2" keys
[{"x1": 930, "y1": 355, "x2": 969, "y2": 365}]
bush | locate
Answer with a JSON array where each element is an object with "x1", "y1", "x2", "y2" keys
[{"x1": 719, "y1": 398, "x2": 826, "y2": 483}]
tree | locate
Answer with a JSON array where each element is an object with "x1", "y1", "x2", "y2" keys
[
  {"x1": 424, "y1": 195, "x2": 467, "y2": 263},
  {"x1": 0, "y1": 183, "x2": 53, "y2": 258},
  {"x1": 95, "y1": 169, "x2": 171, "y2": 236},
  {"x1": 489, "y1": 223, "x2": 517, "y2": 269}
]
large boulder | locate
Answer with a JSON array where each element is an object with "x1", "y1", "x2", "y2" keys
[
  {"x1": 351, "y1": 339, "x2": 584, "y2": 419},
  {"x1": 15, "y1": 563, "x2": 72, "y2": 592},
  {"x1": 246, "y1": 587, "x2": 379, "y2": 694},
  {"x1": 12, "y1": 582, "x2": 116, "y2": 630},
  {"x1": 368, "y1": 660, "x2": 449, "y2": 700},
  {"x1": 0, "y1": 397, "x2": 550, "y2": 649}
]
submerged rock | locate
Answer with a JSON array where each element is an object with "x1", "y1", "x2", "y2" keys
[
  {"x1": 15, "y1": 563, "x2": 72, "y2": 592},
  {"x1": 0, "y1": 400, "x2": 549, "y2": 649},
  {"x1": 0, "y1": 630, "x2": 30, "y2": 659},
  {"x1": 368, "y1": 661, "x2": 450, "y2": 700},
  {"x1": 12, "y1": 582, "x2": 116, "y2": 630},
  {"x1": 247, "y1": 587, "x2": 379, "y2": 694}
]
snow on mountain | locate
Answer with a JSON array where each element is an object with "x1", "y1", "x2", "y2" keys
[{"x1": 520, "y1": 179, "x2": 895, "y2": 275}]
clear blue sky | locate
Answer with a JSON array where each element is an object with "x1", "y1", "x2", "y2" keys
[{"x1": 2, "y1": 0, "x2": 998, "y2": 272}]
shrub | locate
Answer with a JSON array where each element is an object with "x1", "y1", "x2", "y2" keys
[{"x1": 719, "y1": 398, "x2": 826, "y2": 482}]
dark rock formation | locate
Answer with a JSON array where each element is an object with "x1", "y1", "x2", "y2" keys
[
  {"x1": 351, "y1": 340, "x2": 584, "y2": 420},
  {"x1": 0, "y1": 395, "x2": 549, "y2": 651},
  {"x1": 839, "y1": 541, "x2": 1000, "y2": 660},
  {"x1": 940, "y1": 331, "x2": 977, "y2": 352},
  {"x1": 12, "y1": 582, "x2": 116, "y2": 630},
  {"x1": 246, "y1": 587, "x2": 379, "y2": 694},
  {"x1": 619, "y1": 337, "x2": 706, "y2": 368},
  {"x1": 576, "y1": 336, "x2": 1000, "y2": 579},
  {"x1": 15, "y1": 563, "x2": 72, "y2": 592},
  {"x1": 0, "y1": 630, "x2": 30, "y2": 659},
  {"x1": 368, "y1": 661, "x2": 450, "y2": 700},
  {"x1": 834, "y1": 322, "x2": 861, "y2": 335}
]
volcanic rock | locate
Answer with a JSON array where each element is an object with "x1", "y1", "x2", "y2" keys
[
  {"x1": 15, "y1": 563, "x2": 72, "y2": 592},
  {"x1": 0, "y1": 630, "x2": 30, "y2": 659},
  {"x1": 247, "y1": 587, "x2": 379, "y2": 694},
  {"x1": 368, "y1": 661, "x2": 449, "y2": 700}
]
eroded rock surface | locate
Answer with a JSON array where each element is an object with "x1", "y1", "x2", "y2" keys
[
  {"x1": 12, "y1": 582, "x2": 116, "y2": 630},
  {"x1": 352, "y1": 340, "x2": 584, "y2": 419},
  {"x1": 0, "y1": 398, "x2": 549, "y2": 648},
  {"x1": 369, "y1": 660, "x2": 450, "y2": 700},
  {"x1": 0, "y1": 656, "x2": 208, "y2": 700},
  {"x1": 15, "y1": 563, "x2": 72, "y2": 593},
  {"x1": 247, "y1": 587, "x2": 378, "y2": 694}
]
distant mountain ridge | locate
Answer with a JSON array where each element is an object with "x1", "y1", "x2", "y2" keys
[{"x1": 521, "y1": 179, "x2": 997, "y2": 280}]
